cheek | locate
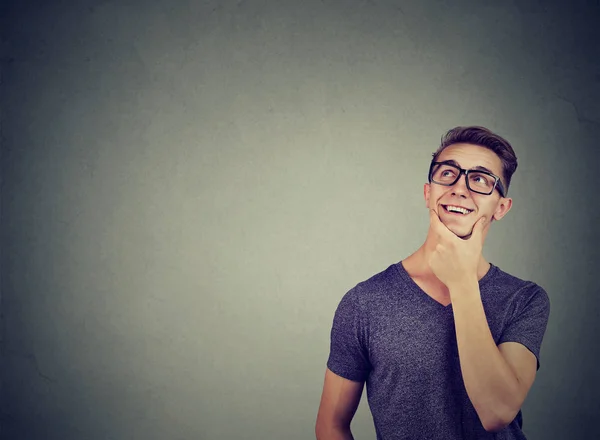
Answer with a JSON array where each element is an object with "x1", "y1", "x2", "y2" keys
[
  {"x1": 478, "y1": 203, "x2": 496, "y2": 217},
  {"x1": 425, "y1": 190, "x2": 439, "y2": 208},
  {"x1": 430, "y1": 190, "x2": 446, "y2": 206}
]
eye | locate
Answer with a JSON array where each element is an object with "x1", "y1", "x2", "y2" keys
[{"x1": 469, "y1": 173, "x2": 492, "y2": 186}]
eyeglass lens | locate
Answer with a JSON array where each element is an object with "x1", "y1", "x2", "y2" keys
[{"x1": 431, "y1": 163, "x2": 496, "y2": 194}]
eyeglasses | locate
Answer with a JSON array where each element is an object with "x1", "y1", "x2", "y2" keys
[{"x1": 428, "y1": 161, "x2": 506, "y2": 197}]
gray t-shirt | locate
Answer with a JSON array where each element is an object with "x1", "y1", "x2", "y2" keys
[{"x1": 327, "y1": 261, "x2": 550, "y2": 440}]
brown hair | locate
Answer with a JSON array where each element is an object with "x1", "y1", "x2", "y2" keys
[{"x1": 431, "y1": 126, "x2": 518, "y2": 194}]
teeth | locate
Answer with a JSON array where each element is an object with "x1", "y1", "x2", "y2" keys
[{"x1": 446, "y1": 205, "x2": 471, "y2": 215}]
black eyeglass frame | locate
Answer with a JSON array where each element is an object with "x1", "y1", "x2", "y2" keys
[{"x1": 427, "y1": 161, "x2": 506, "y2": 197}]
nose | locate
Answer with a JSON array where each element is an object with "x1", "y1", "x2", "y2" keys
[{"x1": 451, "y1": 171, "x2": 470, "y2": 196}]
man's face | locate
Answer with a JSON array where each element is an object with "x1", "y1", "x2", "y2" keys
[{"x1": 424, "y1": 143, "x2": 512, "y2": 239}]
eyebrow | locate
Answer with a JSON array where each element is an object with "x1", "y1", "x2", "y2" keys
[{"x1": 439, "y1": 159, "x2": 498, "y2": 176}]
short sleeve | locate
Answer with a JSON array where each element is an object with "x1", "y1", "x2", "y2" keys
[
  {"x1": 326, "y1": 287, "x2": 371, "y2": 382},
  {"x1": 498, "y1": 283, "x2": 551, "y2": 370}
]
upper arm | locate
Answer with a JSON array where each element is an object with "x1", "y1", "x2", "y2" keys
[
  {"x1": 498, "y1": 342, "x2": 538, "y2": 409},
  {"x1": 496, "y1": 283, "x2": 550, "y2": 421},
  {"x1": 315, "y1": 368, "x2": 364, "y2": 435}
]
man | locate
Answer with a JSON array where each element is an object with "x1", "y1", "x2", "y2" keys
[{"x1": 315, "y1": 126, "x2": 551, "y2": 440}]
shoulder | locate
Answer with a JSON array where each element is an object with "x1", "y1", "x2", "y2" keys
[
  {"x1": 347, "y1": 263, "x2": 403, "y2": 299},
  {"x1": 486, "y1": 265, "x2": 551, "y2": 313},
  {"x1": 335, "y1": 263, "x2": 403, "y2": 312}
]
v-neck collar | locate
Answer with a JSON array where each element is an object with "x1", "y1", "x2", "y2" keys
[{"x1": 394, "y1": 260, "x2": 498, "y2": 309}]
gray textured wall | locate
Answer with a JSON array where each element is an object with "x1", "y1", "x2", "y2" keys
[{"x1": 2, "y1": 0, "x2": 599, "y2": 439}]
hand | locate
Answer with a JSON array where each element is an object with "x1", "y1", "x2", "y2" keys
[{"x1": 427, "y1": 209, "x2": 487, "y2": 289}]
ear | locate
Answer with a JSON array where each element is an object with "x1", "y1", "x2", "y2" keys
[
  {"x1": 424, "y1": 183, "x2": 431, "y2": 208},
  {"x1": 492, "y1": 197, "x2": 513, "y2": 221}
]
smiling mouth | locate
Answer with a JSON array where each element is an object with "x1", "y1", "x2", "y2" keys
[{"x1": 442, "y1": 205, "x2": 474, "y2": 215}]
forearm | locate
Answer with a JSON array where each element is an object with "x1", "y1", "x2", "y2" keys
[
  {"x1": 449, "y1": 279, "x2": 523, "y2": 431},
  {"x1": 315, "y1": 425, "x2": 354, "y2": 440}
]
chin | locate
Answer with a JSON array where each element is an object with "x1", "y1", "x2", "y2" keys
[{"x1": 447, "y1": 225, "x2": 473, "y2": 239}]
